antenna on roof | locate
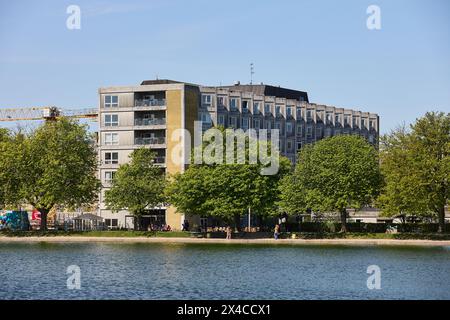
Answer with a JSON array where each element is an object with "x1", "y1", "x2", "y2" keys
[{"x1": 250, "y1": 63, "x2": 254, "y2": 85}]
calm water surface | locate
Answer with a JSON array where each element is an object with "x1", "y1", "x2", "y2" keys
[{"x1": 1, "y1": 242, "x2": 449, "y2": 300}]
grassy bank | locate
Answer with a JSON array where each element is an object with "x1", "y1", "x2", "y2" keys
[{"x1": 1, "y1": 230, "x2": 450, "y2": 240}]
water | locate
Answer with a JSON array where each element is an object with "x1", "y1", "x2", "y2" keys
[{"x1": 1, "y1": 242, "x2": 449, "y2": 300}]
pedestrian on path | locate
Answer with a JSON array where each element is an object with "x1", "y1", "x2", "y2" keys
[
  {"x1": 226, "y1": 226, "x2": 232, "y2": 240},
  {"x1": 274, "y1": 224, "x2": 280, "y2": 240}
]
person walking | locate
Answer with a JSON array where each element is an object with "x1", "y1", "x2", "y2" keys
[
  {"x1": 226, "y1": 226, "x2": 232, "y2": 240},
  {"x1": 274, "y1": 224, "x2": 280, "y2": 240}
]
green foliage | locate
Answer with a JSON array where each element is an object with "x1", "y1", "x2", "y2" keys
[
  {"x1": 378, "y1": 112, "x2": 450, "y2": 232},
  {"x1": 279, "y1": 135, "x2": 382, "y2": 231},
  {"x1": 1, "y1": 119, "x2": 101, "y2": 229},
  {"x1": 105, "y1": 148, "x2": 166, "y2": 218},
  {"x1": 166, "y1": 128, "x2": 291, "y2": 228}
]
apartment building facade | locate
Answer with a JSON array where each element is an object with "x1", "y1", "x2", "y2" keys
[{"x1": 98, "y1": 79, "x2": 379, "y2": 230}]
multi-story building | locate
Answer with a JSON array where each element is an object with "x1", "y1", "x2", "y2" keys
[{"x1": 98, "y1": 79, "x2": 379, "y2": 230}]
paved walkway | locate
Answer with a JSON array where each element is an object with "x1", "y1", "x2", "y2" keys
[{"x1": 1, "y1": 236, "x2": 450, "y2": 247}]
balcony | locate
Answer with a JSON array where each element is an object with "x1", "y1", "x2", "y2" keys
[
  {"x1": 134, "y1": 118, "x2": 166, "y2": 126},
  {"x1": 135, "y1": 99, "x2": 166, "y2": 107},
  {"x1": 134, "y1": 137, "x2": 166, "y2": 145}
]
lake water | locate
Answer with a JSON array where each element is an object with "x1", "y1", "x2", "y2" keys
[{"x1": 1, "y1": 242, "x2": 449, "y2": 300}]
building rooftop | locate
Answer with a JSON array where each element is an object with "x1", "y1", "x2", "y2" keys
[{"x1": 216, "y1": 82, "x2": 309, "y2": 102}]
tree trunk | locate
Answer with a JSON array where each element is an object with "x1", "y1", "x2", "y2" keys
[
  {"x1": 38, "y1": 208, "x2": 49, "y2": 231},
  {"x1": 233, "y1": 213, "x2": 241, "y2": 232},
  {"x1": 340, "y1": 209, "x2": 348, "y2": 233},
  {"x1": 437, "y1": 206, "x2": 445, "y2": 233}
]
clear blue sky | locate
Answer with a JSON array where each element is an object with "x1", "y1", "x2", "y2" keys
[{"x1": 1, "y1": 0, "x2": 449, "y2": 133}]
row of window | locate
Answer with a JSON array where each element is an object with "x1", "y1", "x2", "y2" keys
[{"x1": 206, "y1": 114, "x2": 375, "y2": 132}]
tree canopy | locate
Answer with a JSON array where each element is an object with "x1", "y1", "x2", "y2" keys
[
  {"x1": 378, "y1": 112, "x2": 450, "y2": 232},
  {"x1": 105, "y1": 148, "x2": 166, "y2": 230},
  {"x1": 279, "y1": 135, "x2": 381, "y2": 232}
]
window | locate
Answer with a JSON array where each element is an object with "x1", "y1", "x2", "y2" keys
[
  {"x1": 362, "y1": 119, "x2": 367, "y2": 128},
  {"x1": 104, "y1": 171, "x2": 116, "y2": 183},
  {"x1": 218, "y1": 114, "x2": 225, "y2": 126},
  {"x1": 253, "y1": 119, "x2": 261, "y2": 129},
  {"x1": 200, "y1": 112, "x2": 212, "y2": 124},
  {"x1": 326, "y1": 112, "x2": 332, "y2": 124},
  {"x1": 105, "y1": 219, "x2": 118, "y2": 229},
  {"x1": 275, "y1": 105, "x2": 282, "y2": 117},
  {"x1": 105, "y1": 95, "x2": 118, "y2": 108},
  {"x1": 202, "y1": 94, "x2": 212, "y2": 104},
  {"x1": 286, "y1": 122, "x2": 293, "y2": 134},
  {"x1": 352, "y1": 116, "x2": 358, "y2": 127},
  {"x1": 104, "y1": 152, "x2": 118, "y2": 164},
  {"x1": 344, "y1": 115, "x2": 350, "y2": 126},
  {"x1": 306, "y1": 110, "x2": 313, "y2": 122},
  {"x1": 230, "y1": 98, "x2": 238, "y2": 111},
  {"x1": 306, "y1": 126, "x2": 312, "y2": 138},
  {"x1": 316, "y1": 111, "x2": 323, "y2": 122},
  {"x1": 297, "y1": 124, "x2": 303, "y2": 136},
  {"x1": 229, "y1": 116, "x2": 237, "y2": 128},
  {"x1": 264, "y1": 103, "x2": 271, "y2": 115},
  {"x1": 369, "y1": 120, "x2": 374, "y2": 130},
  {"x1": 242, "y1": 100, "x2": 249, "y2": 113},
  {"x1": 104, "y1": 133, "x2": 118, "y2": 145},
  {"x1": 253, "y1": 102, "x2": 260, "y2": 114},
  {"x1": 217, "y1": 96, "x2": 226, "y2": 107},
  {"x1": 241, "y1": 117, "x2": 249, "y2": 129},
  {"x1": 287, "y1": 140, "x2": 293, "y2": 151},
  {"x1": 286, "y1": 106, "x2": 293, "y2": 117},
  {"x1": 296, "y1": 108, "x2": 302, "y2": 118},
  {"x1": 335, "y1": 114, "x2": 340, "y2": 125},
  {"x1": 104, "y1": 114, "x2": 118, "y2": 126}
]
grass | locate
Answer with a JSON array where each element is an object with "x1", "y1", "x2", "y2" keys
[{"x1": 1, "y1": 230, "x2": 450, "y2": 240}]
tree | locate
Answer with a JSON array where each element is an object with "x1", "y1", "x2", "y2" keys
[
  {"x1": 19, "y1": 118, "x2": 100, "y2": 230},
  {"x1": 379, "y1": 112, "x2": 449, "y2": 232},
  {"x1": 104, "y1": 148, "x2": 166, "y2": 230},
  {"x1": 166, "y1": 128, "x2": 291, "y2": 231},
  {"x1": 279, "y1": 135, "x2": 381, "y2": 232}
]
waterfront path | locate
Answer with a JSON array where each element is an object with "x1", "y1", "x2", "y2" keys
[{"x1": 1, "y1": 236, "x2": 450, "y2": 247}]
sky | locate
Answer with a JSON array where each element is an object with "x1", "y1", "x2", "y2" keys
[{"x1": 0, "y1": 0, "x2": 449, "y2": 134}]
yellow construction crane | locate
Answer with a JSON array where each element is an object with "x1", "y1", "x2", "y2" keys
[{"x1": 0, "y1": 106, "x2": 98, "y2": 122}]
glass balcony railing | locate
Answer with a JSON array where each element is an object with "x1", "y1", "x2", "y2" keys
[
  {"x1": 134, "y1": 118, "x2": 166, "y2": 126},
  {"x1": 135, "y1": 99, "x2": 166, "y2": 107},
  {"x1": 134, "y1": 137, "x2": 166, "y2": 145}
]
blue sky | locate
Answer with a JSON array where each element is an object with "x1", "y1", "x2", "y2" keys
[{"x1": 0, "y1": 0, "x2": 449, "y2": 133}]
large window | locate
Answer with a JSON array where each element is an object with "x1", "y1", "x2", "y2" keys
[
  {"x1": 241, "y1": 117, "x2": 249, "y2": 130},
  {"x1": 104, "y1": 152, "x2": 118, "y2": 164},
  {"x1": 104, "y1": 114, "x2": 118, "y2": 126},
  {"x1": 105, "y1": 219, "x2": 118, "y2": 229},
  {"x1": 253, "y1": 102, "x2": 260, "y2": 114},
  {"x1": 104, "y1": 133, "x2": 118, "y2": 145},
  {"x1": 253, "y1": 119, "x2": 261, "y2": 129},
  {"x1": 242, "y1": 100, "x2": 249, "y2": 113},
  {"x1": 202, "y1": 94, "x2": 212, "y2": 105},
  {"x1": 275, "y1": 105, "x2": 282, "y2": 117},
  {"x1": 218, "y1": 114, "x2": 225, "y2": 126},
  {"x1": 104, "y1": 171, "x2": 116, "y2": 183},
  {"x1": 306, "y1": 110, "x2": 313, "y2": 122},
  {"x1": 217, "y1": 96, "x2": 226, "y2": 107},
  {"x1": 286, "y1": 122, "x2": 293, "y2": 134},
  {"x1": 286, "y1": 107, "x2": 293, "y2": 117},
  {"x1": 105, "y1": 95, "x2": 118, "y2": 108},
  {"x1": 230, "y1": 98, "x2": 238, "y2": 111},
  {"x1": 264, "y1": 103, "x2": 271, "y2": 115}
]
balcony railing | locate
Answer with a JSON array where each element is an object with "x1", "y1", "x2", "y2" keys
[
  {"x1": 134, "y1": 118, "x2": 166, "y2": 126},
  {"x1": 134, "y1": 137, "x2": 166, "y2": 145},
  {"x1": 135, "y1": 99, "x2": 166, "y2": 107}
]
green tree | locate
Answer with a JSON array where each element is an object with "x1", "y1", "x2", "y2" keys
[
  {"x1": 19, "y1": 118, "x2": 100, "y2": 230},
  {"x1": 166, "y1": 128, "x2": 291, "y2": 230},
  {"x1": 379, "y1": 112, "x2": 450, "y2": 232},
  {"x1": 279, "y1": 135, "x2": 381, "y2": 232},
  {"x1": 105, "y1": 148, "x2": 166, "y2": 230}
]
